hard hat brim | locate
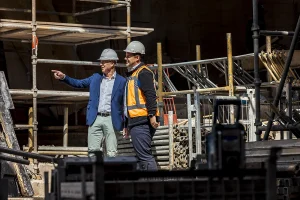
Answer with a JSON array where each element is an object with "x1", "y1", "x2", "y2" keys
[
  {"x1": 97, "y1": 58, "x2": 119, "y2": 61},
  {"x1": 123, "y1": 50, "x2": 145, "y2": 54}
]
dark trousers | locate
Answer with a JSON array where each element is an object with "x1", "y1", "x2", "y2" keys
[{"x1": 129, "y1": 123, "x2": 158, "y2": 171}]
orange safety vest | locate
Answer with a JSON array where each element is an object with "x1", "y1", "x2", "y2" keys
[{"x1": 127, "y1": 65, "x2": 160, "y2": 118}]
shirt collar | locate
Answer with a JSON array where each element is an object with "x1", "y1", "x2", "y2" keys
[
  {"x1": 103, "y1": 71, "x2": 116, "y2": 79},
  {"x1": 127, "y1": 62, "x2": 141, "y2": 72}
]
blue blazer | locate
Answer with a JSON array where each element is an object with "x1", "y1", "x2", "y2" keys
[{"x1": 61, "y1": 73, "x2": 127, "y2": 131}]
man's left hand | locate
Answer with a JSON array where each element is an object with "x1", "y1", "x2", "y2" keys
[
  {"x1": 123, "y1": 128, "x2": 129, "y2": 139},
  {"x1": 150, "y1": 116, "x2": 159, "y2": 129}
]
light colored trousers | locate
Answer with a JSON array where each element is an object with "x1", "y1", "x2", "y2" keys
[{"x1": 88, "y1": 115, "x2": 119, "y2": 157}]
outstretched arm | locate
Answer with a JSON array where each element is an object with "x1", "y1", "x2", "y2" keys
[{"x1": 51, "y1": 70, "x2": 92, "y2": 88}]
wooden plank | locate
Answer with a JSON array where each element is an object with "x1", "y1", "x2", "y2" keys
[
  {"x1": 0, "y1": 72, "x2": 34, "y2": 197},
  {"x1": 0, "y1": 20, "x2": 152, "y2": 36},
  {"x1": 1, "y1": 30, "x2": 145, "y2": 44},
  {"x1": 0, "y1": 19, "x2": 153, "y2": 44},
  {"x1": 0, "y1": 19, "x2": 154, "y2": 32}
]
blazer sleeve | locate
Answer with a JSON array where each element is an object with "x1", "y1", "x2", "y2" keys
[
  {"x1": 120, "y1": 78, "x2": 127, "y2": 106},
  {"x1": 120, "y1": 78, "x2": 127, "y2": 127},
  {"x1": 117, "y1": 76, "x2": 128, "y2": 128},
  {"x1": 60, "y1": 74, "x2": 94, "y2": 88}
]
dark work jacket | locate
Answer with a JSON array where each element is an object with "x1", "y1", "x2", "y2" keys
[{"x1": 125, "y1": 62, "x2": 159, "y2": 128}]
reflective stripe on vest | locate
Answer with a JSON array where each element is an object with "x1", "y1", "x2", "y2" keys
[{"x1": 127, "y1": 76, "x2": 146, "y2": 110}]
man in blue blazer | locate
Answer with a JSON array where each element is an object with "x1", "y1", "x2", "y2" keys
[{"x1": 51, "y1": 49, "x2": 127, "y2": 157}]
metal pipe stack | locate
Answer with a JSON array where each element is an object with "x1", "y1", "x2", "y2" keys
[
  {"x1": 117, "y1": 126, "x2": 170, "y2": 170},
  {"x1": 172, "y1": 126, "x2": 189, "y2": 168},
  {"x1": 259, "y1": 51, "x2": 297, "y2": 82}
]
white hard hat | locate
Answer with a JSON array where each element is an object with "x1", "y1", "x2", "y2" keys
[
  {"x1": 124, "y1": 41, "x2": 145, "y2": 54},
  {"x1": 98, "y1": 48, "x2": 119, "y2": 61}
]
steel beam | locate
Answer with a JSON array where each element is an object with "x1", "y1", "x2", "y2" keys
[{"x1": 252, "y1": 0, "x2": 262, "y2": 140}]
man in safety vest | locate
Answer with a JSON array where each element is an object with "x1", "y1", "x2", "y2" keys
[{"x1": 123, "y1": 41, "x2": 159, "y2": 171}]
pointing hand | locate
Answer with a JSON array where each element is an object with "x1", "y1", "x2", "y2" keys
[{"x1": 51, "y1": 70, "x2": 65, "y2": 80}]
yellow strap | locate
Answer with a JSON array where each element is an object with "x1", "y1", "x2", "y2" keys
[{"x1": 132, "y1": 65, "x2": 152, "y2": 77}]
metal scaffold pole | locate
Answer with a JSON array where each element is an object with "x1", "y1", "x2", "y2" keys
[
  {"x1": 63, "y1": 107, "x2": 69, "y2": 147},
  {"x1": 157, "y1": 43, "x2": 164, "y2": 125},
  {"x1": 227, "y1": 33, "x2": 235, "y2": 123},
  {"x1": 227, "y1": 33, "x2": 234, "y2": 97},
  {"x1": 126, "y1": 0, "x2": 131, "y2": 44},
  {"x1": 252, "y1": 0, "x2": 262, "y2": 141},
  {"x1": 196, "y1": 45, "x2": 201, "y2": 73},
  {"x1": 28, "y1": 107, "x2": 33, "y2": 163},
  {"x1": 31, "y1": 0, "x2": 39, "y2": 174}
]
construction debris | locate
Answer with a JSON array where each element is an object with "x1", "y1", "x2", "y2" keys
[{"x1": 0, "y1": 72, "x2": 33, "y2": 197}]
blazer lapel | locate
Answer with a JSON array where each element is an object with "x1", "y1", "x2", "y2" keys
[
  {"x1": 111, "y1": 74, "x2": 121, "y2": 100},
  {"x1": 96, "y1": 75, "x2": 102, "y2": 101}
]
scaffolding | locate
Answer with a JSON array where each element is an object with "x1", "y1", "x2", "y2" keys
[
  {"x1": 2, "y1": 0, "x2": 297, "y2": 174},
  {"x1": 0, "y1": 0, "x2": 155, "y2": 174},
  {"x1": 0, "y1": 0, "x2": 258, "y2": 167}
]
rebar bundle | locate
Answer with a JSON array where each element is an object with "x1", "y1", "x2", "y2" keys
[
  {"x1": 172, "y1": 125, "x2": 210, "y2": 169},
  {"x1": 259, "y1": 51, "x2": 300, "y2": 82},
  {"x1": 172, "y1": 127, "x2": 189, "y2": 169}
]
